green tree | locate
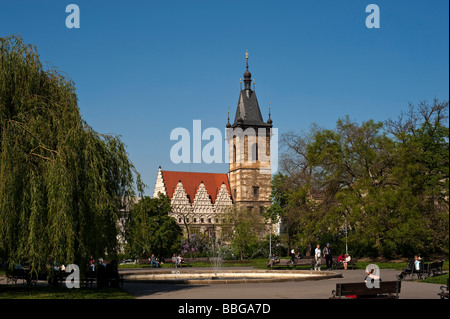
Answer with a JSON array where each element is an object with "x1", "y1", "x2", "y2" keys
[
  {"x1": 225, "y1": 207, "x2": 264, "y2": 260},
  {"x1": 277, "y1": 100, "x2": 449, "y2": 258},
  {"x1": 0, "y1": 35, "x2": 144, "y2": 274},
  {"x1": 125, "y1": 195, "x2": 182, "y2": 260}
]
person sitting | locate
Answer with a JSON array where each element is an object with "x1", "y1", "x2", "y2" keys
[
  {"x1": 290, "y1": 248, "x2": 296, "y2": 263},
  {"x1": 177, "y1": 254, "x2": 184, "y2": 268},
  {"x1": 414, "y1": 255, "x2": 423, "y2": 272},
  {"x1": 343, "y1": 253, "x2": 351, "y2": 270},
  {"x1": 268, "y1": 253, "x2": 280, "y2": 267},
  {"x1": 171, "y1": 254, "x2": 178, "y2": 268},
  {"x1": 398, "y1": 255, "x2": 418, "y2": 280},
  {"x1": 337, "y1": 253, "x2": 345, "y2": 269},
  {"x1": 149, "y1": 254, "x2": 159, "y2": 268}
]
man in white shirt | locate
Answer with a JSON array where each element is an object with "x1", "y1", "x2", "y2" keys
[{"x1": 314, "y1": 244, "x2": 322, "y2": 271}]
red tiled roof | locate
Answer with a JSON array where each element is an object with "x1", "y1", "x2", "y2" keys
[{"x1": 162, "y1": 171, "x2": 231, "y2": 204}]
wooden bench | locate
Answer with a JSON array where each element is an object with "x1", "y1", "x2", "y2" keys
[
  {"x1": 397, "y1": 260, "x2": 427, "y2": 280},
  {"x1": 425, "y1": 260, "x2": 445, "y2": 278},
  {"x1": 438, "y1": 278, "x2": 449, "y2": 299},
  {"x1": 47, "y1": 270, "x2": 72, "y2": 287},
  {"x1": 398, "y1": 259, "x2": 445, "y2": 280},
  {"x1": 330, "y1": 280, "x2": 401, "y2": 299},
  {"x1": 6, "y1": 268, "x2": 29, "y2": 285},
  {"x1": 267, "y1": 257, "x2": 315, "y2": 269},
  {"x1": 160, "y1": 257, "x2": 190, "y2": 267},
  {"x1": 334, "y1": 258, "x2": 358, "y2": 270},
  {"x1": 83, "y1": 270, "x2": 96, "y2": 287}
]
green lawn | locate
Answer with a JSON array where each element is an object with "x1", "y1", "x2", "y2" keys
[
  {"x1": 0, "y1": 286, "x2": 135, "y2": 299},
  {"x1": 419, "y1": 272, "x2": 448, "y2": 285},
  {"x1": 118, "y1": 258, "x2": 449, "y2": 272}
]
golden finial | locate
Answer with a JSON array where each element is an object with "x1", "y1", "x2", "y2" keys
[{"x1": 245, "y1": 50, "x2": 249, "y2": 60}]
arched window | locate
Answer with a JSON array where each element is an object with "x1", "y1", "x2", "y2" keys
[{"x1": 251, "y1": 143, "x2": 258, "y2": 162}]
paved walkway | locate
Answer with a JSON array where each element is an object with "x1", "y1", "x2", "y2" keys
[{"x1": 121, "y1": 267, "x2": 445, "y2": 299}]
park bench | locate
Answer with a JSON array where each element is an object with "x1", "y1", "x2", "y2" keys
[
  {"x1": 6, "y1": 268, "x2": 29, "y2": 285},
  {"x1": 334, "y1": 258, "x2": 358, "y2": 270},
  {"x1": 438, "y1": 278, "x2": 449, "y2": 299},
  {"x1": 267, "y1": 256, "x2": 315, "y2": 269},
  {"x1": 330, "y1": 280, "x2": 401, "y2": 299},
  {"x1": 83, "y1": 270, "x2": 96, "y2": 287},
  {"x1": 160, "y1": 257, "x2": 190, "y2": 267},
  {"x1": 97, "y1": 263, "x2": 124, "y2": 288},
  {"x1": 425, "y1": 260, "x2": 445, "y2": 278},
  {"x1": 397, "y1": 259, "x2": 427, "y2": 280},
  {"x1": 398, "y1": 259, "x2": 445, "y2": 280},
  {"x1": 47, "y1": 269, "x2": 71, "y2": 287}
]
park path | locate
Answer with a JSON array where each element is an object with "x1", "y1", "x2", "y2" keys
[{"x1": 121, "y1": 268, "x2": 444, "y2": 299}]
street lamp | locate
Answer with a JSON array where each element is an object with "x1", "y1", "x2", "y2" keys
[
  {"x1": 344, "y1": 217, "x2": 348, "y2": 255},
  {"x1": 269, "y1": 222, "x2": 273, "y2": 259}
]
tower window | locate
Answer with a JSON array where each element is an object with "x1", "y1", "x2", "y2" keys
[
  {"x1": 253, "y1": 186, "x2": 260, "y2": 198},
  {"x1": 251, "y1": 143, "x2": 258, "y2": 162}
]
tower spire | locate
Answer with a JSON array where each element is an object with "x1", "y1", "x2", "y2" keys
[
  {"x1": 267, "y1": 103, "x2": 273, "y2": 125},
  {"x1": 243, "y1": 50, "x2": 252, "y2": 91},
  {"x1": 226, "y1": 107, "x2": 231, "y2": 128}
]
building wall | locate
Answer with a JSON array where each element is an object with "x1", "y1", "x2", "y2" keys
[{"x1": 228, "y1": 127, "x2": 272, "y2": 212}]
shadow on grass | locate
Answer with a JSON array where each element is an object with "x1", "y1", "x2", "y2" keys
[{"x1": 0, "y1": 285, "x2": 135, "y2": 299}]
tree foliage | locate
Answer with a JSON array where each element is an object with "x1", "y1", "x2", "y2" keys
[
  {"x1": 223, "y1": 207, "x2": 265, "y2": 260},
  {"x1": 275, "y1": 100, "x2": 449, "y2": 258},
  {"x1": 125, "y1": 195, "x2": 182, "y2": 260},
  {"x1": 0, "y1": 35, "x2": 144, "y2": 273}
]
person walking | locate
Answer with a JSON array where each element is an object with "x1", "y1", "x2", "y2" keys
[
  {"x1": 314, "y1": 244, "x2": 322, "y2": 271},
  {"x1": 323, "y1": 243, "x2": 333, "y2": 270}
]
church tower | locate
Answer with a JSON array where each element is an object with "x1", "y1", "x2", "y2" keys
[{"x1": 227, "y1": 52, "x2": 273, "y2": 214}]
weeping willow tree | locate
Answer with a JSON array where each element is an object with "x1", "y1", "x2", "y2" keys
[{"x1": 0, "y1": 35, "x2": 144, "y2": 274}]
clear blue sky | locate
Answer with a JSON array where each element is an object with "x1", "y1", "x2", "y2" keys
[{"x1": 1, "y1": 0, "x2": 449, "y2": 195}]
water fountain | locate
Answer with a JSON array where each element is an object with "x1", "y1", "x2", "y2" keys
[
  {"x1": 121, "y1": 245, "x2": 342, "y2": 284},
  {"x1": 120, "y1": 235, "x2": 341, "y2": 284},
  {"x1": 209, "y1": 238, "x2": 223, "y2": 279}
]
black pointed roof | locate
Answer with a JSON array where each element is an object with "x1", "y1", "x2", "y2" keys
[
  {"x1": 232, "y1": 90, "x2": 270, "y2": 128},
  {"x1": 231, "y1": 56, "x2": 272, "y2": 129}
]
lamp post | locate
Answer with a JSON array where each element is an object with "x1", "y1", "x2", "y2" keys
[
  {"x1": 344, "y1": 217, "x2": 348, "y2": 255},
  {"x1": 269, "y1": 222, "x2": 273, "y2": 259}
]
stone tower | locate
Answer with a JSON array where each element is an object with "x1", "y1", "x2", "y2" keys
[{"x1": 227, "y1": 52, "x2": 273, "y2": 214}]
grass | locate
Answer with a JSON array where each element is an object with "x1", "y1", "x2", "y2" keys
[
  {"x1": 118, "y1": 258, "x2": 270, "y2": 269},
  {"x1": 0, "y1": 285, "x2": 135, "y2": 299},
  {"x1": 419, "y1": 272, "x2": 448, "y2": 285},
  {"x1": 118, "y1": 258, "x2": 449, "y2": 271}
]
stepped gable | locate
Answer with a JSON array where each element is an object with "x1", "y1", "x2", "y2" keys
[{"x1": 162, "y1": 170, "x2": 231, "y2": 204}]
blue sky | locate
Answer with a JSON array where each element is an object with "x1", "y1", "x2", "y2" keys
[{"x1": 1, "y1": 0, "x2": 449, "y2": 195}]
